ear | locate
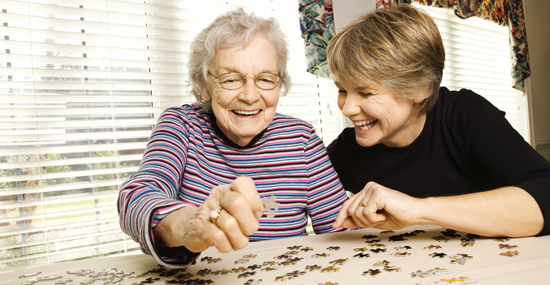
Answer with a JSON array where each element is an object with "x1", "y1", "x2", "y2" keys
[
  {"x1": 201, "y1": 89, "x2": 211, "y2": 101},
  {"x1": 413, "y1": 98, "x2": 424, "y2": 104}
]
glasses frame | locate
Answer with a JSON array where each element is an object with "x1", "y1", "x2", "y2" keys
[{"x1": 208, "y1": 72, "x2": 281, "y2": 90}]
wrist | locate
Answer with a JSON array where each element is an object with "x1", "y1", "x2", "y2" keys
[{"x1": 415, "y1": 197, "x2": 436, "y2": 226}]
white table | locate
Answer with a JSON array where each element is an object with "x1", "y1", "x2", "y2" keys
[{"x1": 2, "y1": 225, "x2": 549, "y2": 285}]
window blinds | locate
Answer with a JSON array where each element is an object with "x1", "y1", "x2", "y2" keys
[
  {"x1": 413, "y1": 4, "x2": 526, "y2": 138},
  {"x1": 0, "y1": 0, "x2": 339, "y2": 267}
]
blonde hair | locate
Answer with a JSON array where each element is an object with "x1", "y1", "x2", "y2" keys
[
  {"x1": 188, "y1": 8, "x2": 290, "y2": 113},
  {"x1": 327, "y1": 4, "x2": 445, "y2": 113}
]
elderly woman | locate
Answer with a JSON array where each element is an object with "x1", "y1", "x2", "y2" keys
[
  {"x1": 327, "y1": 4, "x2": 550, "y2": 237},
  {"x1": 117, "y1": 8, "x2": 348, "y2": 267}
]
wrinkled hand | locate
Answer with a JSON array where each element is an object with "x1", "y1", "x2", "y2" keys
[
  {"x1": 333, "y1": 181, "x2": 422, "y2": 231},
  {"x1": 155, "y1": 176, "x2": 264, "y2": 253}
]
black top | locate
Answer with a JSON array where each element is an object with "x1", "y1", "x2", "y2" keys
[{"x1": 327, "y1": 87, "x2": 550, "y2": 235}]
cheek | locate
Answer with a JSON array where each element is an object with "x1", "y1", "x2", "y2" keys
[
  {"x1": 337, "y1": 94, "x2": 345, "y2": 110},
  {"x1": 212, "y1": 91, "x2": 234, "y2": 109},
  {"x1": 264, "y1": 92, "x2": 280, "y2": 108}
]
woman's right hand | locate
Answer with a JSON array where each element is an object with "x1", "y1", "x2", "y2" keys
[{"x1": 153, "y1": 176, "x2": 264, "y2": 253}]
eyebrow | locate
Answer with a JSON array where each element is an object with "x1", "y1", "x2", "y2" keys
[
  {"x1": 218, "y1": 68, "x2": 278, "y2": 75},
  {"x1": 334, "y1": 82, "x2": 371, "y2": 91}
]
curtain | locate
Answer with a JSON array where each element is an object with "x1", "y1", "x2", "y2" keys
[
  {"x1": 376, "y1": 0, "x2": 529, "y2": 91},
  {"x1": 299, "y1": 0, "x2": 529, "y2": 91},
  {"x1": 298, "y1": 0, "x2": 335, "y2": 78}
]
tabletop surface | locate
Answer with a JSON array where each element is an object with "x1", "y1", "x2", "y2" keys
[{"x1": 2, "y1": 225, "x2": 549, "y2": 285}]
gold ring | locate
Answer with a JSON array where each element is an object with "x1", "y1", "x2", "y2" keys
[
  {"x1": 210, "y1": 208, "x2": 223, "y2": 225},
  {"x1": 359, "y1": 202, "x2": 366, "y2": 207}
]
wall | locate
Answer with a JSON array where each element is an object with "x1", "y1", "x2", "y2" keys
[
  {"x1": 332, "y1": 0, "x2": 377, "y2": 129},
  {"x1": 523, "y1": 0, "x2": 550, "y2": 161},
  {"x1": 333, "y1": 0, "x2": 376, "y2": 33}
]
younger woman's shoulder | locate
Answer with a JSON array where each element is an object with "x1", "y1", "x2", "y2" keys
[{"x1": 437, "y1": 87, "x2": 503, "y2": 118}]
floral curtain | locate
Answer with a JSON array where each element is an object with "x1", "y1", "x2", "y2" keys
[
  {"x1": 298, "y1": 0, "x2": 335, "y2": 78},
  {"x1": 299, "y1": 0, "x2": 530, "y2": 91}
]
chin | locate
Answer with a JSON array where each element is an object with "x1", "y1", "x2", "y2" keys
[{"x1": 355, "y1": 137, "x2": 377, "y2": 148}]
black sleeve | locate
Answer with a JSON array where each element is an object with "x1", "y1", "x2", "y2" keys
[{"x1": 450, "y1": 90, "x2": 550, "y2": 236}]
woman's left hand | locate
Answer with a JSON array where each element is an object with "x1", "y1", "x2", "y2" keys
[{"x1": 333, "y1": 181, "x2": 423, "y2": 230}]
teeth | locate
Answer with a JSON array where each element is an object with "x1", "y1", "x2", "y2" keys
[
  {"x1": 353, "y1": 119, "x2": 377, "y2": 129},
  {"x1": 233, "y1": 110, "x2": 260, "y2": 116}
]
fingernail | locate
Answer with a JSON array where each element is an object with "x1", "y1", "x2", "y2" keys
[{"x1": 255, "y1": 211, "x2": 263, "y2": 219}]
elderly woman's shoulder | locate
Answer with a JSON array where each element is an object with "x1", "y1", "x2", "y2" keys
[
  {"x1": 157, "y1": 104, "x2": 209, "y2": 122},
  {"x1": 271, "y1": 113, "x2": 315, "y2": 129}
]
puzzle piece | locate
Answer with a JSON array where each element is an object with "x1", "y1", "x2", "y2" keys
[
  {"x1": 362, "y1": 269, "x2": 382, "y2": 276},
  {"x1": 196, "y1": 268, "x2": 212, "y2": 276},
  {"x1": 440, "y1": 276, "x2": 478, "y2": 284},
  {"x1": 235, "y1": 258, "x2": 250, "y2": 264},
  {"x1": 362, "y1": 235, "x2": 378, "y2": 239},
  {"x1": 231, "y1": 267, "x2": 248, "y2": 273},
  {"x1": 441, "y1": 229, "x2": 461, "y2": 238},
  {"x1": 388, "y1": 235, "x2": 407, "y2": 242},
  {"x1": 392, "y1": 251, "x2": 411, "y2": 257},
  {"x1": 430, "y1": 252, "x2": 447, "y2": 258},
  {"x1": 247, "y1": 264, "x2": 262, "y2": 271},
  {"x1": 312, "y1": 253, "x2": 330, "y2": 258},
  {"x1": 306, "y1": 265, "x2": 322, "y2": 271},
  {"x1": 261, "y1": 196, "x2": 279, "y2": 218},
  {"x1": 274, "y1": 274, "x2": 294, "y2": 281},
  {"x1": 261, "y1": 266, "x2": 283, "y2": 272},
  {"x1": 373, "y1": 260, "x2": 390, "y2": 267},
  {"x1": 494, "y1": 237, "x2": 510, "y2": 242},
  {"x1": 329, "y1": 258, "x2": 348, "y2": 265},
  {"x1": 383, "y1": 265, "x2": 401, "y2": 272},
  {"x1": 500, "y1": 250, "x2": 520, "y2": 257},
  {"x1": 370, "y1": 248, "x2": 387, "y2": 254},
  {"x1": 460, "y1": 241, "x2": 475, "y2": 247},
  {"x1": 450, "y1": 254, "x2": 473, "y2": 265},
  {"x1": 432, "y1": 236, "x2": 452, "y2": 242},
  {"x1": 286, "y1": 270, "x2": 307, "y2": 277},
  {"x1": 320, "y1": 266, "x2": 340, "y2": 273},
  {"x1": 207, "y1": 257, "x2": 222, "y2": 264},
  {"x1": 353, "y1": 252, "x2": 370, "y2": 258},
  {"x1": 238, "y1": 271, "x2": 256, "y2": 278}
]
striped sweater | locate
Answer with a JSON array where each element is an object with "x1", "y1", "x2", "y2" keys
[{"x1": 118, "y1": 104, "x2": 348, "y2": 267}]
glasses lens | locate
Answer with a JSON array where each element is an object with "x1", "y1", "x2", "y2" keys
[
  {"x1": 218, "y1": 73, "x2": 244, "y2": 89},
  {"x1": 255, "y1": 73, "x2": 280, "y2": 90}
]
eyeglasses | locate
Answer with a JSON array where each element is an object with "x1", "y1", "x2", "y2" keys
[{"x1": 208, "y1": 72, "x2": 281, "y2": 90}]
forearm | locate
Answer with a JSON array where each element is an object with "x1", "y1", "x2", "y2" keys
[
  {"x1": 418, "y1": 187, "x2": 544, "y2": 237},
  {"x1": 153, "y1": 205, "x2": 200, "y2": 249}
]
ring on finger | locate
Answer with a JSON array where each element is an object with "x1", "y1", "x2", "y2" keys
[
  {"x1": 210, "y1": 208, "x2": 223, "y2": 226},
  {"x1": 359, "y1": 202, "x2": 366, "y2": 207}
]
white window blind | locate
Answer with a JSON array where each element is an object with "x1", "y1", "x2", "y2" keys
[
  {"x1": 0, "y1": 0, "x2": 339, "y2": 267},
  {"x1": 413, "y1": 4, "x2": 527, "y2": 139}
]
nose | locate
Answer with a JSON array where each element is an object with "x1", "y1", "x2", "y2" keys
[
  {"x1": 339, "y1": 93, "x2": 361, "y2": 118},
  {"x1": 239, "y1": 78, "x2": 260, "y2": 104}
]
